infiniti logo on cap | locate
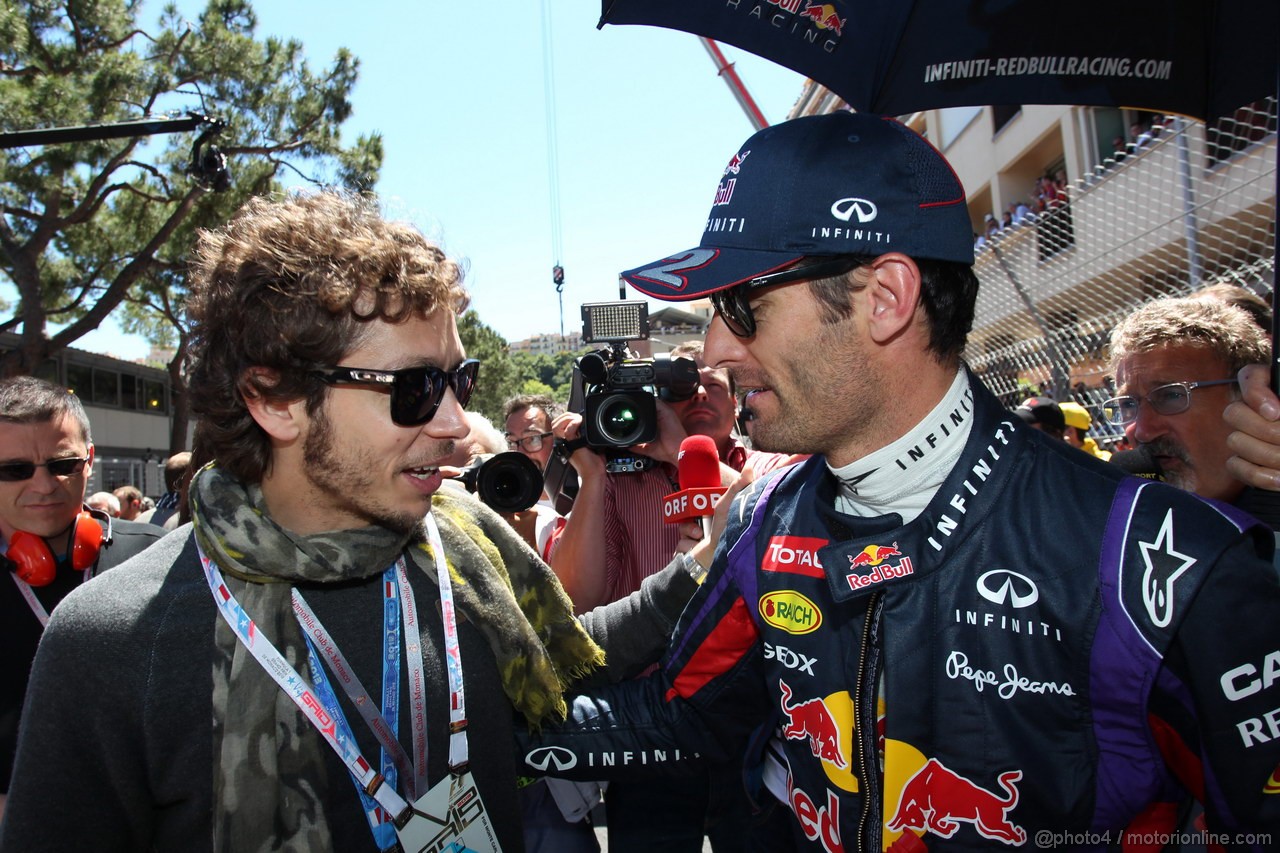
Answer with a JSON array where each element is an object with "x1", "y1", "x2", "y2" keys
[
  {"x1": 831, "y1": 197, "x2": 878, "y2": 224},
  {"x1": 526, "y1": 746, "x2": 578, "y2": 772},
  {"x1": 976, "y1": 569, "x2": 1039, "y2": 608}
]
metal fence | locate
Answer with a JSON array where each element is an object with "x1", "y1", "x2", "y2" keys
[{"x1": 965, "y1": 99, "x2": 1277, "y2": 446}]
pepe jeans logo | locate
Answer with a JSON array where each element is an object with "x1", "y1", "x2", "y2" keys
[
  {"x1": 831, "y1": 197, "x2": 878, "y2": 224},
  {"x1": 976, "y1": 570, "x2": 1039, "y2": 608},
  {"x1": 525, "y1": 746, "x2": 577, "y2": 772}
]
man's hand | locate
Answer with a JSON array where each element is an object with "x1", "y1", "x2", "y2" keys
[
  {"x1": 675, "y1": 467, "x2": 757, "y2": 569},
  {"x1": 629, "y1": 398, "x2": 689, "y2": 467},
  {"x1": 1225, "y1": 363, "x2": 1280, "y2": 491},
  {"x1": 552, "y1": 412, "x2": 606, "y2": 479}
]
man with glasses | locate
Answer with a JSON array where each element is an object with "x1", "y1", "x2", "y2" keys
[
  {"x1": 1108, "y1": 295, "x2": 1275, "y2": 525},
  {"x1": 0, "y1": 376, "x2": 164, "y2": 817},
  {"x1": 1, "y1": 193, "x2": 701, "y2": 852},
  {"x1": 518, "y1": 112, "x2": 1280, "y2": 849}
]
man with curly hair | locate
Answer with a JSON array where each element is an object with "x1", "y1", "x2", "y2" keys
[{"x1": 0, "y1": 192, "x2": 699, "y2": 853}]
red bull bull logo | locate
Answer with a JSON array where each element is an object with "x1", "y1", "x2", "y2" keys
[
  {"x1": 723, "y1": 150, "x2": 750, "y2": 175},
  {"x1": 779, "y1": 679, "x2": 846, "y2": 769},
  {"x1": 846, "y1": 543, "x2": 914, "y2": 590},
  {"x1": 885, "y1": 758, "x2": 1027, "y2": 845},
  {"x1": 760, "y1": 590, "x2": 823, "y2": 634},
  {"x1": 799, "y1": 3, "x2": 846, "y2": 37},
  {"x1": 1265, "y1": 766, "x2": 1280, "y2": 795}
]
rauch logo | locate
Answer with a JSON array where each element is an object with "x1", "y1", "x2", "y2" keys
[{"x1": 760, "y1": 590, "x2": 823, "y2": 635}]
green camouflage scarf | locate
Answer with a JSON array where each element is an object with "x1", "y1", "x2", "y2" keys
[{"x1": 190, "y1": 466, "x2": 603, "y2": 853}]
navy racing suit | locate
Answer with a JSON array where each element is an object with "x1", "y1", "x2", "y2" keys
[{"x1": 518, "y1": 376, "x2": 1280, "y2": 852}]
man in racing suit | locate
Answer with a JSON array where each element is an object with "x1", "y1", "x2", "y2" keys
[{"x1": 517, "y1": 112, "x2": 1280, "y2": 852}]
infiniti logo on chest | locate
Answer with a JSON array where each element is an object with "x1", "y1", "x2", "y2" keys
[{"x1": 976, "y1": 569, "x2": 1039, "y2": 608}]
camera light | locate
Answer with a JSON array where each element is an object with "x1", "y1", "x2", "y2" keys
[{"x1": 582, "y1": 301, "x2": 649, "y2": 344}]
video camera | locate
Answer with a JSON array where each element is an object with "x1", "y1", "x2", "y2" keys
[
  {"x1": 576, "y1": 301, "x2": 699, "y2": 449},
  {"x1": 542, "y1": 301, "x2": 700, "y2": 513},
  {"x1": 453, "y1": 452, "x2": 545, "y2": 514}
]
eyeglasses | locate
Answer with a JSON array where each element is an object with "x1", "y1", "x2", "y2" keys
[
  {"x1": 1102, "y1": 378, "x2": 1236, "y2": 426},
  {"x1": 507, "y1": 431, "x2": 553, "y2": 452},
  {"x1": 710, "y1": 256, "x2": 866, "y2": 338},
  {"x1": 311, "y1": 359, "x2": 480, "y2": 426},
  {"x1": 0, "y1": 455, "x2": 91, "y2": 483}
]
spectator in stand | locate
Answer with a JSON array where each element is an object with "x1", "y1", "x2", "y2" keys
[
  {"x1": 112, "y1": 484, "x2": 144, "y2": 521},
  {"x1": 1131, "y1": 121, "x2": 1153, "y2": 150},
  {"x1": 1112, "y1": 136, "x2": 1128, "y2": 163}
]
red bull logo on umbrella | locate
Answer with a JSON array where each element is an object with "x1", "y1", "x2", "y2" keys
[
  {"x1": 800, "y1": 3, "x2": 846, "y2": 37},
  {"x1": 846, "y1": 543, "x2": 914, "y2": 591},
  {"x1": 885, "y1": 757, "x2": 1027, "y2": 846}
]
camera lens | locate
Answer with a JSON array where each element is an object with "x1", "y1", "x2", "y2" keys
[
  {"x1": 475, "y1": 452, "x2": 543, "y2": 513},
  {"x1": 597, "y1": 395, "x2": 647, "y2": 446}
]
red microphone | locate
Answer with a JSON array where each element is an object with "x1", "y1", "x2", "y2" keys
[{"x1": 663, "y1": 435, "x2": 725, "y2": 526}]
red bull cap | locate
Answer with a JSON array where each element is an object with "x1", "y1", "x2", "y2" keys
[{"x1": 620, "y1": 112, "x2": 974, "y2": 303}]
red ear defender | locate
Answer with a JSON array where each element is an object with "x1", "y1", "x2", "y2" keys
[
  {"x1": 4, "y1": 512, "x2": 106, "y2": 587},
  {"x1": 7, "y1": 530, "x2": 57, "y2": 587},
  {"x1": 69, "y1": 511, "x2": 105, "y2": 571}
]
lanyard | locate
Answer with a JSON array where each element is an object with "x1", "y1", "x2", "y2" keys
[
  {"x1": 197, "y1": 543, "x2": 412, "y2": 828},
  {"x1": 196, "y1": 512, "x2": 470, "y2": 840},
  {"x1": 9, "y1": 567, "x2": 93, "y2": 628}
]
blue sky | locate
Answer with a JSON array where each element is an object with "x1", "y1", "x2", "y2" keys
[{"x1": 69, "y1": 0, "x2": 808, "y2": 359}]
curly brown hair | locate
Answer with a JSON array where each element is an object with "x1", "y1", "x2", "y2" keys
[{"x1": 186, "y1": 192, "x2": 470, "y2": 484}]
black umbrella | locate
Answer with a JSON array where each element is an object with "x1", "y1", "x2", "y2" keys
[
  {"x1": 599, "y1": 0, "x2": 1279, "y2": 381},
  {"x1": 598, "y1": 1, "x2": 1275, "y2": 122}
]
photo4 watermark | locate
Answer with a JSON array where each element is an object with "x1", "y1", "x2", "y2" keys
[{"x1": 1034, "y1": 829, "x2": 1272, "y2": 849}]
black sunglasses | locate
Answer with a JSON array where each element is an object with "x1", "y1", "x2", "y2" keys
[
  {"x1": 0, "y1": 455, "x2": 91, "y2": 483},
  {"x1": 710, "y1": 256, "x2": 866, "y2": 338},
  {"x1": 311, "y1": 359, "x2": 480, "y2": 426}
]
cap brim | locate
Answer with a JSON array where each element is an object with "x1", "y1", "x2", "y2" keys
[{"x1": 621, "y1": 246, "x2": 804, "y2": 302}]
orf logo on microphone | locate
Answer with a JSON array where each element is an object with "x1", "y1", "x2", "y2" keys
[
  {"x1": 831, "y1": 197, "x2": 878, "y2": 224},
  {"x1": 526, "y1": 746, "x2": 578, "y2": 772},
  {"x1": 976, "y1": 570, "x2": 1039, "y2": 608}
]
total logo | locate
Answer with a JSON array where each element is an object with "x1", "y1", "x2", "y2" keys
[
  {"x1": 831, "y1": 196, "x2": 877, "y2": 224},
  {"x1": 760, "y1": 590, "x2": 823, "y2": 635},
  {"x1": 846, "y1": 543, "x2": 914, "y2": 591},
  {"x1": 777, "y1": 680, "x2": 860, "y2": 793},
  {"x1": 883, "y1": 742, "x2": 1027, "y2": 848},
  {"x1": 763, "y1": 535, "x2": 828, "y2": 578},
  {"x1": 976, "y1": 569, "x2": 1039, "y2": 608}
]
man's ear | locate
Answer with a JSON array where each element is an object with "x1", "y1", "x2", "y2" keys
[
  {"x1": 864, "y1": 253, "x2": 923, "y2": 345},
  {"x1": 240, "y1": 368, "x2": 306, "y2": 442}
]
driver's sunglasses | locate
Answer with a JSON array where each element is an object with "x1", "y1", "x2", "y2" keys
[
  {"x1": 0, "y1": 455, "x2": 91, "y2": 483},
  {"x1": 311, "y1": 359, "x2": 480, "y2": 426},
  {"x1": 710, "y1": 256, "x2": 866, "y2": 338}
]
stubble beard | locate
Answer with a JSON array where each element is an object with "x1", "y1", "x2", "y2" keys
[{"x1": 303, "y1": 406, "x2": 430, "y2": 536}]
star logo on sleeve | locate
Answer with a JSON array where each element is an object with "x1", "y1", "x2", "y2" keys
[{"x1": 1138, "y1": 509, "x2": 1196, "y2": 628}]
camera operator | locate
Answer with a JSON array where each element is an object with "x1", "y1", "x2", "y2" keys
[
  {"x1": 503, "y1": 394, "x2": 568, "y2": 561},
  {"x1": 548, "y1": 340, "x2": 800, "y2": 853}
]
